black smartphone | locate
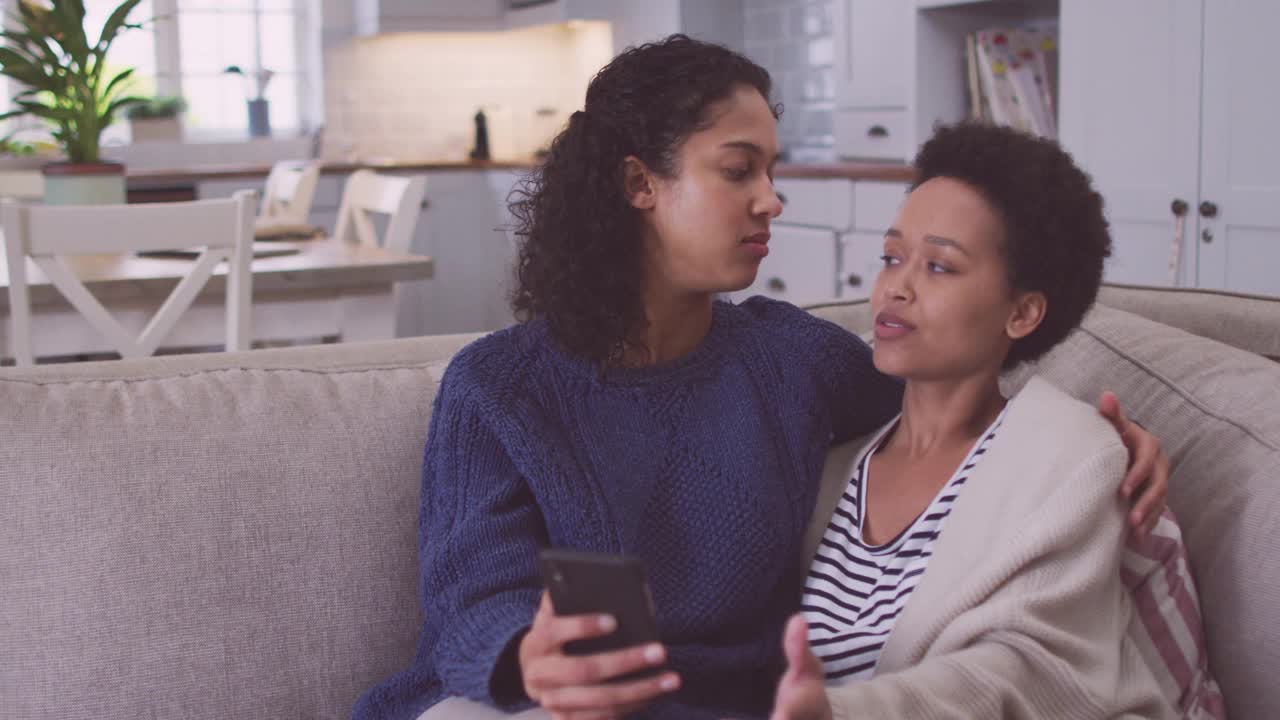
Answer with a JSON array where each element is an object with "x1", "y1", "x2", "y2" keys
[{"x1": 537, "y1": 548, "x2": 661, "y2": 658}]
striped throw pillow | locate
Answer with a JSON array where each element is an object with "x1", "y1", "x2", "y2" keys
[{"x1": 1122, "y1": 510, "x2": 1226, "y2": 719}]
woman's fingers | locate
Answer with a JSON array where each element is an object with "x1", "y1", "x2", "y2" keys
[
  {"x1": 1132, "y1": 453, "x2": 1169, "y2": 541},
  {"x1": 545, "y1": 612, "x2": 619, "y2": 648},
  {"x1": 539, "y1": 670, "x2": 680, "y2": 714},
  {"x1": 523, "y1": 592, "x2": 617, "y2": 657},
  {"x1": 526, "y1": 643, "x2": 667, "y2": 688},
  {"x1": 1119, "y1": 430, "x2": 1157, "y2": 502},
  {"x1": 520, "y1": 591, "x2": 674, "y2": 717}
]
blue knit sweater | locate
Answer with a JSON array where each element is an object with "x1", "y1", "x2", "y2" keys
[{"x1": 352, "y1": 298, "x2": 903, "y2": 720}]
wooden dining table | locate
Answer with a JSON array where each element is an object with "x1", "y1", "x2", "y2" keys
[{"x1": 0, "y1": 236, "x2": 434, "y2": 361}]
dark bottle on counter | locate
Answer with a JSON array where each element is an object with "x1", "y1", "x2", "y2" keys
[{"x1": 470, "y1": 109, "x2": 491, "y2": 161}]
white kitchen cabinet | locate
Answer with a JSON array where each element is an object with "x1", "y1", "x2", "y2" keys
[
  {"x1": 399, "y1": 170, "x2": 522, "y2": 337},
  {"x1": 1061, "y1": 0, "x2": 1280, "y2": 296},
  {"x1": 833, "y1": 108, "x2": 910, "y2": 162},
  {"x1": 852, "y1": 181, "x2": 909, "y2": 234},
  {"x1": 725, "y1": 178, "x2": 849, "y2": 307},
  {"x1": 833, "y1": 0, "x2": 1057, "y2": 161},
  {"x1": 838, "y1": 231, "x2": 883, "y2": 300},
  {"x1": 774, "y1": 178, "x2": 855, "y2": 230},
  {"x1": 838, "y1": 182, "x2": 909, "y2": 301},
  {"x1": 830, "y1": 0, "x2": 1280, "y2": 296},
  {"x1": 1059, "y1": 0, "x2": 1200, "y2": 288},
  {"x1": 729, "y1": 224, "x2": 841, "y2": 307},
  {"x1": 354, "y1": 0, "x2": 505, "y2": 34},
  {"x1": 729, "y1": 178, "x2": 908, "y2": 307},
  {"x1": 833, "y1": 0, "x2": 911, "y2": 110},
  {"x1": 349, "y1": 0, "x2": 710, "y2": 38},
  {"x1": 1195, "y1": 0, "x2": 1280, "y2": 294},
  {"x1": 831, "y1": 0, "x2": 911, "y2": 161}
]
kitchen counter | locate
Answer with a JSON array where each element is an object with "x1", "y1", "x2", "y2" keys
[{"x1": 126, "y1": 159, "x2": 915, "y2": 186}]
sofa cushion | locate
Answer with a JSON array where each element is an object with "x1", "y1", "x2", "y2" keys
[
  {"x1": 1098, "y1": 284, "x2": 1280, "y2": 361},
  {"x1": 1001, "y1": 304, "x2": 1280, "y2": 720},
  {"x1": 0, "y1": 335, "x2": 476, "y2": 720}
]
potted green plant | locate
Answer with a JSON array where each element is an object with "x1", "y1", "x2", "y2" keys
[
  {"x1": 0, "y1": 0, "x2": 147, "y2": 204},
  {"x1": 126, "y1": 95, "x2": 186, "y2": 142}
]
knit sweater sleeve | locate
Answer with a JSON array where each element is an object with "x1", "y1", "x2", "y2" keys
[
  {"x1": 824, "y1": 441, "x2": 1173, "y2": 720},
  {"x1": 743, "y1": 297, "x2": 902, "y2": 443},
  {"x1": 418, "y1": 354, "x2": 545, "y2": 710},
  {"x1": 810, "y1": 319, "x2": 902, "y2": 443}
]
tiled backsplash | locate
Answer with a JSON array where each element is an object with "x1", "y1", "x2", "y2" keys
[
  {"x1": 744, "y1": 0, "x2": 836, "y2": 162},
  {"x1": 322, "y1": 2, "x2": 833, "y2": 163},
  {"x1": 322, "y1": 22, "x2": 613, "y2": 163}
]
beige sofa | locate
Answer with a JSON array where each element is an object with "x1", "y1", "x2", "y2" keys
[{"x1": 2, "y1": 284, "x2": 1278, "y2": 720}]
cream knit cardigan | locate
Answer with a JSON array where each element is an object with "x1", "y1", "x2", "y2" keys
[{"x1": 802, "y1": 376, "x2": 1175, "y2": 720}]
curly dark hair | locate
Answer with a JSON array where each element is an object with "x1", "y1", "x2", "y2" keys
[
  {"x1": 508, "y1": 34, "x2": 777, "y2": 367},
  {"x1": 911, "y1": 122, "x2": 1112, "y2": 368}
]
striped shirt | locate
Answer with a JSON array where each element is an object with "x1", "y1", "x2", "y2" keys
[{"x1": 801, "y1": 409, "x2": 1006, "y2": 681}]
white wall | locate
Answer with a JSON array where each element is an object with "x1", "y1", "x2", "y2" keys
[
  {"x1": 682, "y1": 0, "x2": 747, "y2": 55},
  {"x1": 605, "y1": 0, "x2": 681, "y2": 52}
]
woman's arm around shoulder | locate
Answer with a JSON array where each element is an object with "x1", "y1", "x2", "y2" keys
[{"x1": 736, "y1": 297, "x2": 902, "y2": 442}]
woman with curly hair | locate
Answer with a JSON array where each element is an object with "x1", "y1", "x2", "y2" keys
[
  {"x1": 353, "y1": 36, "x2": 1169, "y2": 720},
  {"x1": 768, "y1": 124, "x2": 1212, "y2": 719}
]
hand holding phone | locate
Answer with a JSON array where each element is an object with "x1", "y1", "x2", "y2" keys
[
  {"x1": 516, "y1": 549, "x2": 680, "y2": 717},
  {"x1": 538, "y1": 549, "x2": 661, "y2": 656}
]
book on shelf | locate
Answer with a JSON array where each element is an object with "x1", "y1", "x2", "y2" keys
[{"x1": 965, "y1": 27, "x2": 1058, "y2": 139}]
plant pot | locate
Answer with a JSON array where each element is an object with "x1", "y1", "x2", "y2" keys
[
  {"x1": 41, "y1": 162, "x2": 126, "y2": 205},
  {"x1": 129, "y1": 116, "x2": 183, "y2": 142}
]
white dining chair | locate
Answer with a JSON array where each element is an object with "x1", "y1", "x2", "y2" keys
[
  {"x1": 332, "y1": 169, "x2": 427, "y2": 253},
  {"x1": 259, "y1": 160, "x2": 320, "y2": 225},
  {"x1": 1, "y1": 191, "x2": 255, "y2": 366}
]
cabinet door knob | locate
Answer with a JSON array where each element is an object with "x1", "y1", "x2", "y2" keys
[
  {"x1": 867, "y1": 125, "x2": 889, "y2": 138},
  {"x1": 766, "y1": 277, "x2": 786, "y2": 292},
  {"x1": 1170, "y1": 198, "x2": 1188, "y2": 217},
  {"x1": 1199, "y1": 200, "x2": 1219, "y2": 218},
  {"x1": 1202, "y1": 228, "x2": 1214, "y2": 244},
  {"x1": 846, "y1": 273, "x2": 863, "y2": 287},
  {"x1": 776, "y1": 191, "x2": 788, "y2": 205}
]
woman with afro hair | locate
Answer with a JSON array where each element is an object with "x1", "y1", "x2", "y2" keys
[
  {"x1": 354, "y1": 36, "x2": 1170, "y2": 720},
  {"x1": 769, "y1": 123, "x2": 1211, "y2": 719}
]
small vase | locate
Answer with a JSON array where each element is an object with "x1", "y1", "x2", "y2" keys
[{"x1": 247, "y1": 99, "x2": 271, "y2": 138}]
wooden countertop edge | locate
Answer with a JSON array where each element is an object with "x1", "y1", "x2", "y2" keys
[
  {"x1": 774, "y1": 163, "x2": 916, "y2": 182},
  {"x1": 127, "y1": 160, "x2": 916, "y2": 185}
]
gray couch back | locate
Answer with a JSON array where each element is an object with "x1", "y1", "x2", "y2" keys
[{"x1": 2, "y1": 286, "x2": 1278, "y2": 720}]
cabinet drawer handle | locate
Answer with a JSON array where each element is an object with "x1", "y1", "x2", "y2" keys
[
  {"x1": 766, "y1": 277, "x2": 786, "y2": 292},
  {"x1": 846, "y1": 273, "x2": 863, "y2": 288},
  {"x1": 867, "y1": 125, "x2": 889, "y2": 138}
]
